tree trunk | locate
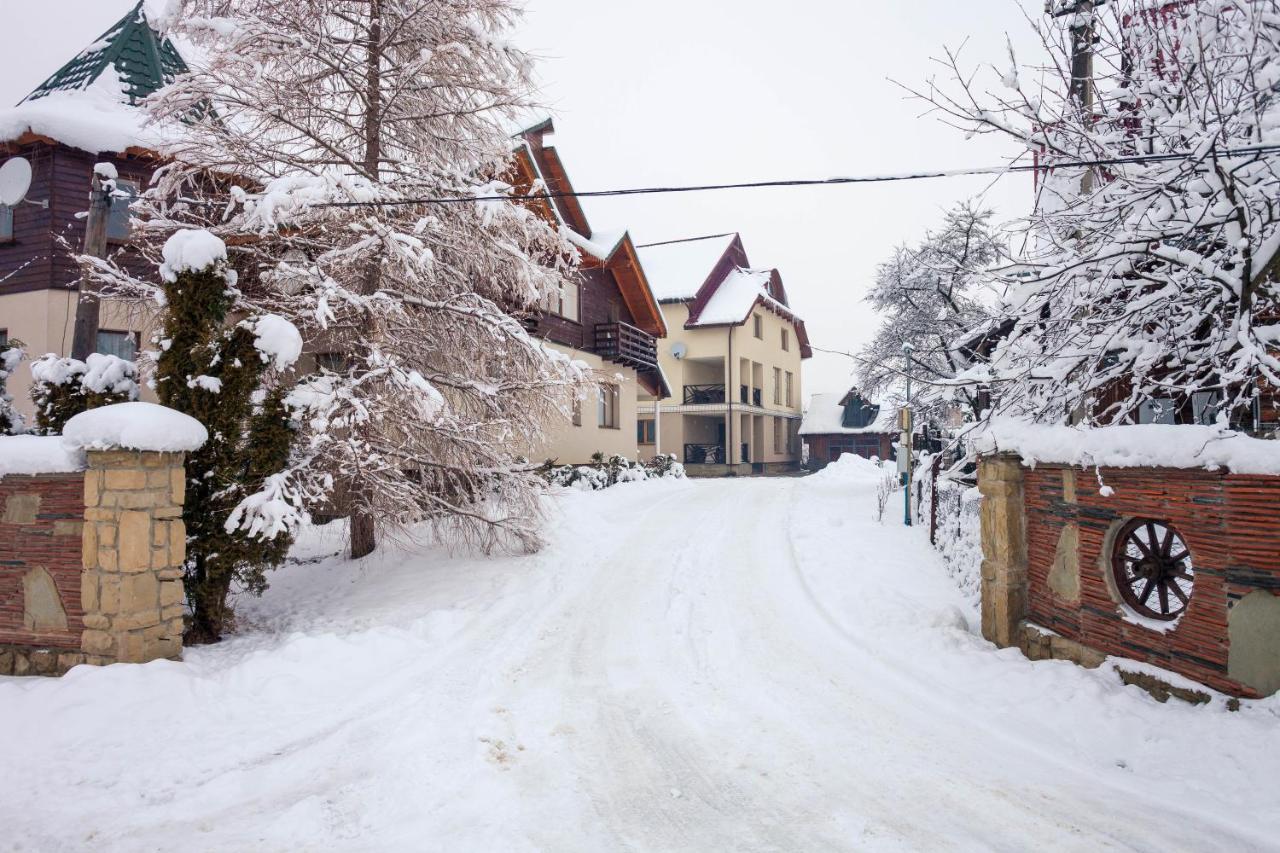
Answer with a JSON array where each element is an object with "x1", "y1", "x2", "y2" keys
[{"x1": 350, "y1": 509, "x2": 376, "y2": 559}]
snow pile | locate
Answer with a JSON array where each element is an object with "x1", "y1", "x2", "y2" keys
[
  {"x1": 0, "y1": 435, "x2": 84, "y2": 476},
  {"x1": 564, "y1": 228, "x2": 626, "y2": 262},
  {"x1": 973, "y1": 417, "x2": 1280, "y2": 475},
  {"x1": 691, "y1": 267, "x2": 775, "y2": 326},
  {"x1": 251, "y1": 314, "x2": 303, "y2": 370},
  {"x1": 159, "y1": 229, "x2": 228, "y2": 282},
  {"x1": 62, "y1": 402, "x2": 207, "y2": 453},
  {"x1": 635, "y1": 234, "x2": 736, "y2": 301},
  {"x1": 806, "y1": 451, "x2": 888, "y2": 484}
]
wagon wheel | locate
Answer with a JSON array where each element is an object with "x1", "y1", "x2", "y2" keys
[{"x1": 1111, "y1": 519, "x2": 1194, "y2": 621}]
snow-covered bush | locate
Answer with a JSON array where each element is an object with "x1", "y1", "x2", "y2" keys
[
  {"x1": 28, "y1": 353, "x2": 139, "y2": 435},
  {"x1": 918, "y1": 471, "x2": 982, "y2": 607},
  {"x1": 0, "y1": 343, "x2": 23, "y2": 435},
  {"x1": 540, "y1": 453, "x2": 686, "y2": 491}
]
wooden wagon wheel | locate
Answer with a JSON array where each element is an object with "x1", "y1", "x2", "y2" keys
[{"x1": 1110, "y1": 519, "x2": 1194, "y2": 621}]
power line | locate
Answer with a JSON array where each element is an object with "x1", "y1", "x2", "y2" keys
[{"x1": 312, "y1": 143, "x2": 1280, "y2": 208}]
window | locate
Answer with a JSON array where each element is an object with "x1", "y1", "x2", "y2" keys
[
  {"x1": 1137, "y1": 397, "x2": 1176, "y2": 425},
  {"x1": 542, "y1": 279, "x2": 580, "y2": 322},
  {"x1": 1191, "y1": 391, "x2": 1221, "y2": 425},
  {"x1": 0, "y1": 204, "x2": 12, "y2": 242},
  {"x1": 637, "y1": 419, "x2": 656, "y2": 445},
  {"x1": 316, "y1": 352, "x2": 350, "y2": 373},
  {"x1": 572, "y1": 397, "x2": 582, "y2": 427},
  {"x1": 752, "y1": 314, "x2": 762, "y2": 339},
  {"x1": 106, "y1": 179, "x2": 140, "y2": 242},
  {"x1": 781, "y1": 328, "x2": 789, "y2": 351},
  {"x1": 773, "y1": 418, "x2": 783, "y2": 453},
  {"x1": 773, "y1": 367, "x2": 781, "y2": 405},
  {"x1": 597, "y1": 384, "x2": 619, "y2": 429},
  {"x1": 785, "y1": 371, "x2": 794, "y2": 408},
  {"x1": 96, "y1": 329, "x2": 138, "y2": 361},
  {"x1": 0, "y1": 329, "x2": 7, "y2": 347}
]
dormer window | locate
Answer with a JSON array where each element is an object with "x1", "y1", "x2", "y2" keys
[{"x1": 841, "y1": 394, "x2": 880, "y2": 429}]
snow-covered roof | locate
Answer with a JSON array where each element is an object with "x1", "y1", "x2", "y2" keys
[
  {"x1": 799, "y1": 392, "x2": 898, "y2": 437},
  {"x1": 635, "y1": 234, "x2": 736, "y2": 301},
  {"x1": 0, "y1": 2, "x2": 186, "y2": 153},
  {"x1": 972, "y1": 418, "x2": 1280, "y2": 476},
  {"x1": 564, "y1": 228, "x2": 627, "y2": 263},
  {"x1": 689, "y1": 267, "x2": 779, "y2": 327}
]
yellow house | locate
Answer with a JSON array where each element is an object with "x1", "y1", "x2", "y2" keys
[{"x1": 635, "y1": 234, "x2": 810, "y2": 476}]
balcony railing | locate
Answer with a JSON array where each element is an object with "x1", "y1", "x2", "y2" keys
[
  {"x1": 684, "y1": 443, "x2": 726, "y2": 465},
  {"x1": 683, "y1": 383, "x2": 726, "y2": 405},
  {"x1": 595, "y1": 322, "x2": 658, "y2": 371}
]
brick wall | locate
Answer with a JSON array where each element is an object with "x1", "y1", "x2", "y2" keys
[
  {"x1": 0, "y1": 473, "x2": 85, "y2": 661},
  {"x1": 1022, "y1": 464, "x2": 1280, "y2": 697}
]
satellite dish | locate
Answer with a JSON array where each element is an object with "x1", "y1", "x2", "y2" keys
[
  {"x1": 0, "y1": 157, "x2": 32, "y2": 207},
  {"x1": 670, "y1": 341, "x2": 687, "y2": 360}
]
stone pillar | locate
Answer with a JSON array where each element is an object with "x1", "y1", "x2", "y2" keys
[
  {"x1": 80, "y1": 450, "x2": 187, "y2": 664},
  {"x1": 978, "y1": 453, "x2": 1027, "y2": 647}
]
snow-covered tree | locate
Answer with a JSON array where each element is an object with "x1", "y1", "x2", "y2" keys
[
  {"x1": 916, "y1": 0, "x2": 1280, "y2": 429},
  {"x1": 107, "y1": 0, "x2": 587, "y2": 557},
  {"x1": 0, "y1": 342, "x2": 23, "y2": 435},
  {"x1": 153, "y1": 229, "x2": 301, "y2": 643},
  {"x1": 857, "y1": 202, "x2": 1002, "y2": 422}
]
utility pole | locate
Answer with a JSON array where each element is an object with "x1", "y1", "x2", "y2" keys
[
  {"x1": 1050, "y1": 0, "x2": 1107, "y2": 193},
  {"x1": 70, "y1": 165, "x2": 115, "y2": 361},
  {"x1": 901, "y1": 342, "x2": 915, "y2": 527}
]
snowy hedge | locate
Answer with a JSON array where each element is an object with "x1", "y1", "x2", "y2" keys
[
  {"x1": 539, "y1": 453, "x2": 685, "y2": 491},
  {"x1": 28, "y1": 353, "x2": 139, "y2": 435}
]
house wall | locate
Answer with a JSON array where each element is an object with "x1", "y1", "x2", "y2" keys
[
  {"x1": 646, "y1": 302, "x2": 803, "y2": 470},
  {"x1": 1, "y1": 141, "x2": 161, "y2": 421},
  {"x1": 528, "y1": 342, "x2": 640, "y2": 465}
]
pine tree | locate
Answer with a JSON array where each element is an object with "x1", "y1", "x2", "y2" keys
[{"x1": 153, "y1": 229, "x2": 300, "y2": 643}]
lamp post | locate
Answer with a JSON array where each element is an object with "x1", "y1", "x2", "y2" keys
[{"x1": 901, "y1": 342, "x2": 915, "y2": 526}]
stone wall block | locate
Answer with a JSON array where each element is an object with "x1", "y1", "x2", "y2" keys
[{"x1": 978, "y1": 454, "x2": 1028, "y2": 648}]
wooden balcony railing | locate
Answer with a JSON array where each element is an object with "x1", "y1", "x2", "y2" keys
[
  {"x1": 684, "y1": 443, "x2": 726, "y2": 464},
  {"x1": 595, "y1": 322, "x2": 658, "y2": 372},
  {"x1": 684, "y1": 384, "x2": 726, "y2": 405}
]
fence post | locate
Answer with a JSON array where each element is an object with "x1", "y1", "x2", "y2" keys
[{"x1": 978, "y1": 453, "x2": 1027, "y2": 647}]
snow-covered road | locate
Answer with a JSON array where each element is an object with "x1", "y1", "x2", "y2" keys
[{"x1": 2, "y1": 460, "x2": 1278, "y2": 851}]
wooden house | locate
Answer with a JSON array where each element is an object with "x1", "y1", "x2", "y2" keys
[
  {"x1": 0, "y1": 1, "x2": 180, "y2": 416},
  {"x1": 799, "y1": 390, "x2": 898, "y2": 471}
]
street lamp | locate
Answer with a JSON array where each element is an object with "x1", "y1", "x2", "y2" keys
[{"x1": 901, "y1": 342, "x2": 915, "y2": 526}]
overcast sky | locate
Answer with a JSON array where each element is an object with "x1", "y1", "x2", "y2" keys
[{"x1": 1, "y1": 0, "x2": 1046, "y2": 399}]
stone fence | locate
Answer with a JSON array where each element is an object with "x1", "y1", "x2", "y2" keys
[
  {"x1": 979, "y1": 453, "x2": 1280, "y2": 699},
  {"x1": 0, "y1": 448, "x2": 188, "y2": 675}
]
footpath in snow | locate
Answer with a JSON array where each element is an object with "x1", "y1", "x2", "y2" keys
[{"x1": 1, "y1": 457, "x2": 1277, "y2": 851}]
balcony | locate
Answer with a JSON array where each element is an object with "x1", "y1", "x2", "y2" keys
[
  {"x1": 683, "y1": 383, "x2": 726, "y2": 405},
  {"x1": 595, "y1": 322, "x2": 658, "y2": 372},
  {"x1": 684, "y1": 443, "x2": 726, "y2": 465}
]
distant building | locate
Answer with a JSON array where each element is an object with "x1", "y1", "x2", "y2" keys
[
  {"x1": 634, "y1": 233, "x2": 811, "y2": 476},
  {"x1": 799, "y1": 390, "x2": 898, "y2": 470}
]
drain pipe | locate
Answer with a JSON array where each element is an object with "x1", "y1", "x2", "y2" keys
[{"x1": 726, "y1": 324, "x2": 734, "y2": 471}]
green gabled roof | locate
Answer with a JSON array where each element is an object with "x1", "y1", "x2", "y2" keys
[{"x1": 21, "y1": 1, "x2": 187, "y2": 106}]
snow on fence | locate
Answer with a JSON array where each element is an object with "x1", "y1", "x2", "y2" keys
[
  {"x1": 0, "y1": 403, "x2": 204, "y2": 676},
  {"x1": 914, "y1": 454, "x2": 981, "y2": 607},
  {"x1": 975, "y1": 422, "x2": 1280, "y2": 700}
]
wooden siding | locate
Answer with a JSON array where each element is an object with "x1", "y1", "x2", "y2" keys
[
  {"x1": 532, "y1": 267, "x2": 638, "y2": 353},
  {"x1": 804, "y1": 433, "x2": 895, "y2": 470},
  {"x1": 1, "y1": 140, "x2": 156, "y2": 297}
]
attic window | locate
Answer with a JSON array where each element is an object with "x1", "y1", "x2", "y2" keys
[
  {"x1": 752, "y1": 314, "x2": 762, "y2": 339},
  {"x1": 781, "y1": 328, "x2": 789, "y2": 351},
  {"x1": 106, "y1": 179, "x2": 140, "y2": 242}
]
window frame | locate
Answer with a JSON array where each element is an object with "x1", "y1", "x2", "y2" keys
[
  {"x1": 752, "y1": 314, "x2": 763, "y2": 339},
  {"x1": 597, "y1": 383, "x2": 619, "y2": 429},
  {"x1": 106, "y1": 178, "x2": 141, "y2": 243},
  {"x1": 637, "y1": 418, "x2": 656, "y2": 445},
  {"x1": 95, "y1": 328, "x2": 140, "y2": 361},
  {"x1": 785, "y1": 371, "x2": 793, "y2": 408},
  {"x1": 781, "y1": 328, "x2": 789, "y2": 351},
  {"x1": 773, "y1": 367, "x2": 781, "y2": 405}
]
